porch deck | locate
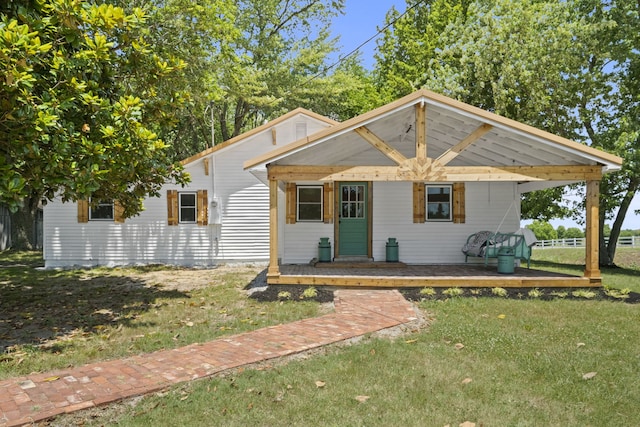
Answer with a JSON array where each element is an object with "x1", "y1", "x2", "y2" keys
[{"x1": 269, "y1": 263, "x2": 599, "y2": 288}]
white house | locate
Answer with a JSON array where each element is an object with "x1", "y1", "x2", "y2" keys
[
  {"x1": 42, "y1": 108, "x2": 335, "y2": 267},
  {"x1": 44, "y1": 90, "x2": 622, "y2": 289}
]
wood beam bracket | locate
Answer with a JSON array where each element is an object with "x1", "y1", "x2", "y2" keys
[
  {"x1": 437, "y1": 123, "x2": 493, "y2": 166},
  {"x1": 354, "y1": 126, "x2": 408, "y2": 165}
]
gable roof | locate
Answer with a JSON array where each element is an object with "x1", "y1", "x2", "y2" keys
[
  {"x1": 244, "y1": 89, "x2": 622, "y2": 173},
  {"x1": 181, "y1": 107, "x2": 337, "y2": 166}
]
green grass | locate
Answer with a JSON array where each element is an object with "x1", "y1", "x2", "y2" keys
[
  {"x1": 0, "y1": 252, "x2": 325, "y2": 379},
  {"x1": 4, "y1": 249, "x2": 640, "y2": 426},
  {"x1": 68, "y1": 297, "x2": 640, "y2": 426},
  {"x1": 531, "y1": 247, "x2": 640, "y2": 292}
]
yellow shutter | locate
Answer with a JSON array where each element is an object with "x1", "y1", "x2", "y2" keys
[
  {"x1": 453, "y1": 182, "x2": 466, "y2": 224},
  {"x1": 323, "y1": 182, "x2": 333, "y2": 224},
  {"x1": 286, "y1": 183, "x2": 296, "y2": 224},
  {"x1": 77, "y1": 199, "x2": 89, "y2": 223},
  {"x1": 167, "y1": 190, "x2": 178, "y2": 225},
  {"x1": 412, "y1": 182, "x2": 425, "y2": 223},
  {"x1": 114, "y1": 200, "x2": 125, "y2": 223},
  {"x1": 197, "y1": 190, "x2": 208, "y2": 226}
]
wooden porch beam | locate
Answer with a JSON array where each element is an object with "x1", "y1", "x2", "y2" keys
[
  {"x1": 267, "y1": 178, "x2": 280, "y2": 278},
  {"x1": 268, "y1": 164, "x2": 604, "y2": 182},
  {"x1": 584, "y1": 180, "x2": 601, "y2": 280},
  {"x1": 416, "y1": 103, "x2": 427, "y2": 163},
  {"x1": 440, "y1": 165, "x2": 603, "y2": 182},
  {"x1": 354, "y1": 126, "x2": 408, "y2": 166},
  {"x1": 437, "y1": 123, "x2": 493, "y2": 166}
]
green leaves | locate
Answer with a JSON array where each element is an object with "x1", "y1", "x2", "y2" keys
[{"x1": 0, "y1": 0, "x2": 189, "y2": 216}]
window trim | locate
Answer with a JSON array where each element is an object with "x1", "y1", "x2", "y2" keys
[
  {"x1": 89, "y1": 199, "x2": 114, "y2": 221},
  {"x1": 426, "y1": 184, "x2": 453, "y2": 222},
  {"x1": 296, "y1": 185, "x2": 323, "y2": 222},
  {"x1": 179, "y1": 192, "x2": 198, "y2": 224}
]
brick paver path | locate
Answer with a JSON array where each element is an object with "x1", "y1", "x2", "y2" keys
[{"x1": 0, "y1": 289, "x2": 418, "y2": 426}]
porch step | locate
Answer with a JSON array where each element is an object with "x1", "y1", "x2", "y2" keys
[{"x1": 333, "y1": 256, "x2": 373, "y2": 263}]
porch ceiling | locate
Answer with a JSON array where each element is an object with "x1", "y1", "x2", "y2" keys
[
  {"x1": 273, "y1": 102, "x2": 602, "y2": 168},
  {"x1": 245, "y1": 90, "x2": 622, "y2": 178}
]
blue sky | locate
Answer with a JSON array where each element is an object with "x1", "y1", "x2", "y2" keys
[
  {"x1": 329, "y1": 1, "x2": 640, "y2": 230},
  {"x1": 330, "y1": 0, "x2": 404, "y2": 69}
]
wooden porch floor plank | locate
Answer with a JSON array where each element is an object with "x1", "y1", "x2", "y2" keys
[{"x1": 268, "y1": 264, "x2": 600, "y2": 288}]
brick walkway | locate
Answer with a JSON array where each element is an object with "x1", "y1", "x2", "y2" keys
[{"x1": 0, "y1": 289, "x2": 419, "y2": 427}]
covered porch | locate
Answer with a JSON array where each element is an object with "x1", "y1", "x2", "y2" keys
[
  {"x1": 271, "y1": 263, "x2": 594, "y2": 288},
  {"x1": 245, "y1": 90, "x2": 623, "y2": 288}
]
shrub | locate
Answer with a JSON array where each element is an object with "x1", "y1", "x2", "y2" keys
[
  {"x1": 528, "y1": 288, "x2": 543, "y2": 299},
  {"x1": 491, "y1": 287, "x2": 508, "y2": 297},
  {"x1": 442, "y1": 287, "x2": 464, "y2": 297},
  {"x1": 301, "y1": 287, "x2": 318, "y2": 299},
  {"x1": 277, "y1": 291, "x2": 292, "y2": 300},
  {"x1": 419, "y1": 287, "x2": 436, "y2": 296},
  {"x1": 571, "y1": 289, "x2": 597, "y2": 299}
]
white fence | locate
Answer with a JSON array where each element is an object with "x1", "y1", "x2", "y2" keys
[{"x1": 536, "y1": 236, "x2": 640, "y2": 248}]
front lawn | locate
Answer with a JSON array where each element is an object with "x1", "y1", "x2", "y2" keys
[
  {"x1": 40, "y1": 248, "x2": 640, "y2": 426},
  {"x1": 0, "y1": 252, "x2": 327, "y2": 379}
]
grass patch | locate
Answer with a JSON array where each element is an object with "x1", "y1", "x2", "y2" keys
[
  {"x1": 65, "y1": 297, "x2": 640, "y2": 426},
  {"x1": 531, "y1": 247, "x2": 640, "y2": 293},
  {"x1": 0, "y1": 253, "x2": 326, "y2": 379}
]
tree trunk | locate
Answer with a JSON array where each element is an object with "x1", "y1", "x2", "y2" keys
[
  {"x1": 604, "y1": 182, "x2": 639, "y2": 266},
  {"x1": 9, "y1": 196, "x2": 41, "y2": 250},
  {"x1": 598, "y1": 190, "x2": 611, "y2": 266}
]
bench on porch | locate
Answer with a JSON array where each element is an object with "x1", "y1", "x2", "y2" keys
[{"x1": 462, "y1": 229, "x2": 536, "y2": 268}]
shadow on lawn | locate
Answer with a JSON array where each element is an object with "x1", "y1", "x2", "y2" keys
[{"x1": 0, "y1": 264, "x2": 188, "y2": 352}]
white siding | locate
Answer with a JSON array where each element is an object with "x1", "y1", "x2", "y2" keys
[
  {"x1": 43, "y1": 192, "x2": 214, "y2": 268},
  {"x1": 371, "y1": 181, "x2": 520, "y2": 263},
  {"x1": 44, "y1": 113, "x2": 331, "y2": 267},
  {"x1": 279, "y1": 181, "x2": 520, "y2": 265},
  {"x1": 282, "y1": 222, "x2": 334, "y2": 264}
]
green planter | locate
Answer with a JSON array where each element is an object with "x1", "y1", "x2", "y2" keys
[
  {"x1": 386, "y1": 238, "x2": 399, "y2": 262},
  {"x1": 318, "y1": 237, "x2": 331, "y2": 262},
  {"x1": 497, "y1": 247, "x2": 515, "y2": 274}
]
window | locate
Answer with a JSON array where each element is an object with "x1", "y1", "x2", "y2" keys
[
  {"x1": 167, "y1": 189, "x2": 208, "y2": 226},
  {"x1": 426, "y1": 185, "x2": 452, "y2": 221},
  {"x1": 89, "y1": 200, "x2": 114, "y2": 221},
  {"x1": 179, "y1": 192, "x2": 197, "y2": 223},
  {"x1": 297, "y1": 186, "x2": 323, "y2": 221},
  {"x1": 78, "y1": 199, "x2": 124, "y2": 223},
  {"x1": 413, "y1": 182, "x2": 464, "y2": 224},
  {"x1": 341, "y1": 184, "x2": 365, "y2": 218}
]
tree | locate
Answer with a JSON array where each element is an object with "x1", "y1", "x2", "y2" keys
[
  {"x1": 374, "y1": 0, "x2": 467, "y2": 102},
  {"x1": 110, "y1": 0, "x2": 378, "y2": 154},
  {"x1": 282, "y1": 56, "x2": 382, "y2": 121},
  {"x1": 213, "y1": 0, "x2": 359, "y2": 141},
  {"x1": 556, "y1": 225, "x2": 567, "y2": 239},
  {"x1": 564, "y1": 227, "x2": 584, "y2": 239},
  {"x1": 1, "y1": 0, "x2": 190, "y2": 246},
  {"x1": 526, "y1": 221, "x2": 557, "y2": 241},
  {"x1": 106, "y1": 0, "x2": 238, "y2": 161}
]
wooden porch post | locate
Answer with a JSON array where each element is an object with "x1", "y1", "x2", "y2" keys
[
  {"x1": 584, "y1": 179, "x2": 601, "y2": 280},
  {"x1": 267, "y1": 177, "x2": 280, "y2": 278},
  {"x1": 416, "y1": 103, "x2": 427, "y2": 163}
]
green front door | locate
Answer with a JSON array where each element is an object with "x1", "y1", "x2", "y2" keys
[{"x1": 338, "y1": 183, "x2": 368, "y2": 256}]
